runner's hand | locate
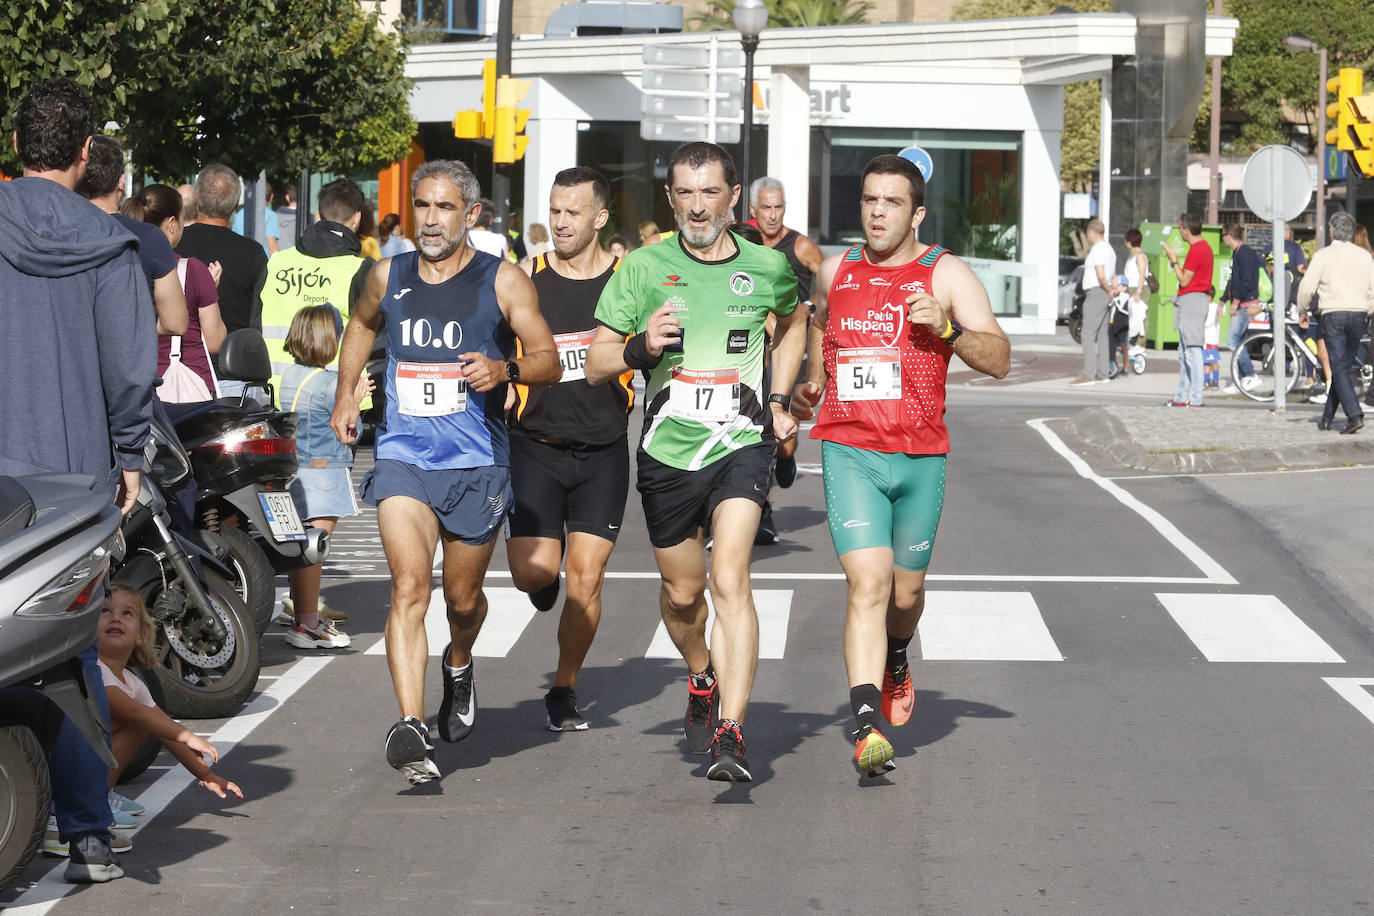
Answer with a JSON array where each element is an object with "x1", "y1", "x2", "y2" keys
[
  {"x1": 331, "y1": 399, "x2": 360, "y2": 445},
  {"x1": 790, "y1": 380, "x2": 824, "y2": 421},
  {"x1": 646, "y1": 302, "x2": 682, "y2": 355},
  {"x1": 459, "y1": 352, "x2": 506, "y2": 392},
  {"x1": 770, "y1": 403, "x2": 798, "y2": 443},
  {"x1": 906, "y1": 292, "x2": 949, "y2": 335}
]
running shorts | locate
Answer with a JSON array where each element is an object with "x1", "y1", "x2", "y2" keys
[
  {"x1": 360, "y1": 459, "x2": 511, "y2": 546},
  {"x1": 507, "y1": 434, "x2": 630, "y2": 543},
  {"x1": 636, "y1": 443, "x2": 771, "y2": 549},
  {"x1": 821, "y1": 441, "x2": 945, "y2": 572}
]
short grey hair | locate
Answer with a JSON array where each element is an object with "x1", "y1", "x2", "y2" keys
[
  {"x1": 1086, "y1": 218, "x2": 1105, "y2": 236},
  {"x1": 411, "y1": 159, "x2": 482, "y2": 211},
  {"x1": 196, "y1": 164, "x2": 241, "y2": 220},
  {"x1": 750, "y1": 176, "x2": 785, "y2": 207},
  {"x1": 1330, "y1": 210, "x2": 1356, "y2": 243}
]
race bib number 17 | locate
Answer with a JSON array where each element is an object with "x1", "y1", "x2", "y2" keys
[
  {"x1": 837, "y1": 348, "x2": 901, "y2": 401},
  {"x1": 396, "y1": 361, "x2": 466, "y2": 416},
  {"x1": 669, "y1": 367, "x2": 740, "y2": 423}
]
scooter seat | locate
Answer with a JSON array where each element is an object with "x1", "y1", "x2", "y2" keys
[
  {"x1": 0, "y1": 476, "x2": 36, "y2": 542},
  {"x1": 162, "y1": 397, "x2": 273, "y2": 424}
]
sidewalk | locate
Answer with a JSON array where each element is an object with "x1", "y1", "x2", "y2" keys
[{"x1": 1010, "y1": 333, "x2": 1374, "y2": 473}]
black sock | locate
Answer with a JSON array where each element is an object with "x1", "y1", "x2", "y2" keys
[
  {"x1": 690, "y1": 663, "x2": 716, "y2": 691},
  {"x1": 850, "y1": 684, "x2": 881, "y2": 732},
  {"x1": 887, "y1": 633, "x2": 913, "y2": 669}
]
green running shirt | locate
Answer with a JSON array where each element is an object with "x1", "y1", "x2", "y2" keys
[{"x1": 595, "y1": 232, "x2": 799, "y2": 470}]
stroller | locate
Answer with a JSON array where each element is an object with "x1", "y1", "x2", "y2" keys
[{"x1": 1109, "y1": 289, "x2": 1149, "y2": 376}]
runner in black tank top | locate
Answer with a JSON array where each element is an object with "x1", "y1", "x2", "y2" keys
[{"x1": 504, "y1": 167, "x2": 631, "y2": 733}]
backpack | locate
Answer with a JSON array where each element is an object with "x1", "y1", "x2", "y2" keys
[
  {"x1": 1257, "y1": 266, "x2": 1273, "y2": 304},
  {"x1": 1145, "y1": 268, "x2": 1159, "y2": 295},
  {"x1": 158, "y1": 260, "x2": 216, "y2": 404}
]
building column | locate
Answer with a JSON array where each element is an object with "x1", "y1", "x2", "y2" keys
[
  {"x1": 522, "y1": 116, "x2": 577, "y2": 228},
  {"x1": 1022, "y1": 87, "x2": 1064, "y2": 333},
  {"x1": 766, "y1": 65, "x2": 811, "y2": 234}
]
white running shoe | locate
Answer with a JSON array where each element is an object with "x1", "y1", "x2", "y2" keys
[
  {"x1": 1239, "y1": 375, "x2": 1260, "y2": 391},
  {"x1": 285, "y1": 621, "x2": 351, "y2": 649}
]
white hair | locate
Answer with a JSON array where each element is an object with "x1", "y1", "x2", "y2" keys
[{"x1": 750, "y1": 176, "x2": 785, "y2": 207}]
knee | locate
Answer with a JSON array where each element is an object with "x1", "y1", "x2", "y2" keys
[
  {"x1": 444, "y1": 589, "x2": 483, "y2": 621},
  {"x1": 511, "y1": 559, "x2": 558, "y2": 594},
  {"x1": 847, "y1": 573, "x2": 891, "y2": 610},
  {"x1": 661, "y1": 582, "x2": 704, "y2": 618},
  {"x1": 563, "y1": 566, "x2": 603, "y2": 608},
  {"x1": 390, "y1": 577, "x2": 432, "y2": 614},
  {"x1": 707, "y1": 569, "x2": 751, "y2": 607}
]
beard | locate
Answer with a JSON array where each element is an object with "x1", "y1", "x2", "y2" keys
[
  {"x1": 677, "y1": 208, "x2": 731, "y2": 250},
  {"x1": 418, "y1": 225, "x2": 466, "y2": 261}
]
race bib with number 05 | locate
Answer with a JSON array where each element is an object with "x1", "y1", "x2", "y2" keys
[
  {"x1": 554, "y1": 330, "x2": 596, "y2": 383},
  {"x1": 396, "y1": 361, "x2": 467, "y2": 416}
]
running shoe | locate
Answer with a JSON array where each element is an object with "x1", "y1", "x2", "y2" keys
[
  {"x1": 706, "y1": 720, "x2": 752, "y2": 782},
  {"x1": 545, "y1": 686, "x2": 589, "y2": 731},
  {"x1": 108, "y1": 790, "x2": 144, "y2": 817},
  {"x1": 384, "y1": 716, "x2": 439, "y2": 785},
  {"x1": 281, "y1": 597, "x2": 348, "y2": 624},
  {"x1": 881, "y1": 660, "x2": 915, "y2": 727},
  {"x1": 438, "y1": 645, "x2": 476, "y2": 743},
  {"x1": 853, "y1": 724, "x2": 896, "y2": 776},
  {"x1": 754, "y1": 502, "x2": 779, "y2": 546},
  {"x1": 775, "y1": 454, "x2": 797, "y2": 489},
  {"x1": 529, "y1": 576, "x2": 560, "y2": 613},
  {"x1": 286, "y1": 620, "x2": 351, "y2": 649},
  {"x1": 44, "y1": 818, "x2": 132, "y2": 857},
  {"x1": 109, "y1": 806, "x2": 137, "y2": 830},
  {"x1": 684, "y1": 676, "x2": 720, "y2": 753},
  {"x1": 63, "y1": 833, "x2": 125, "y2": 883}
]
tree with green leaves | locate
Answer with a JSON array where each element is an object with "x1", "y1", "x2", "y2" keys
[
  {"x1": 687, "y1": 0, "x2": 875, "y2": 32},
  {"x1": 0, "y1": 0, "x2": 415, "y2": 180}
]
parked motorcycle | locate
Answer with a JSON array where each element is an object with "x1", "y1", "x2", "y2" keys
[
  {"x1": 115, "y1": 425, "x2": 260, "y2": 720},
  {"x1": 0, "y1": 473, "x2": 121, "y2": 889},
  {"x1": 163, "y1": 329, "x2": 329, "y2": 636}
]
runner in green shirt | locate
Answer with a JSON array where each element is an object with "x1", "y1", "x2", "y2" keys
[{"x1": 587, "y1": 142, "x2": 807, "y2": 782}]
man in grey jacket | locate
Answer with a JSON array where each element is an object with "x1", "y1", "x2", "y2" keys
[{"x1": 0, "y1": 77, "x2": 155, "y2": 883}]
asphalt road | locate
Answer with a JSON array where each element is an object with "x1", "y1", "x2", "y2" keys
[{"x1": 8, "y1": 362, "x2": 1374, "y2": 915}]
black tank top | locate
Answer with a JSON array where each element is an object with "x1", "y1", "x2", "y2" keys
[
  {"x1": 509, "y1": 255, "x2": 632, "y2": 445},
  {"x1": 774, "y1": 228, "x2": 814, "y2": 302}
]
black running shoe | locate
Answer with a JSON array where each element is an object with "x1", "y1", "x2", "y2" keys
[
  {"x1": 684, "y1": 677, "x2": 719, "y2": 753},
  {"x1": 706, "y1": 720, "x2": 752, "y2": 782},
  {"x1": 775, "y1": 454, "x2": 797, "y2": 489},
  {"x1": 545, "y1": 686, "x2": 589, "y2": 732},
  {"x1": 530, "y1": 576, "x2": 560, "y2": 613},
  {"x1": 384, "y1": 716, "x2": 439, "y2": 785},
  {"x1": 438, "y1": 646, "x2": 476, "y2": 743},
  {"x1": 754, "y1": 502, "x2": 778, "y2": 546}
]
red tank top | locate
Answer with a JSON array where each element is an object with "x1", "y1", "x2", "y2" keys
[{"x1": 811, "y1": 244, "x2": 952, "y2": 455}]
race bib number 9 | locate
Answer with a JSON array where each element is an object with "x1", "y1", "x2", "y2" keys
[
  {"x1": 555, "y1": 330, "x2": 596, "y2": 383},
  {"x1": 396, "y1": 361, "x2": 467, "y2": 416},
  {"x1": 837, "y1": 348, "x2": 901, "y2": 401},
  {"x1": 669, "y1": 367, "x2": 740, "y2": 423}
]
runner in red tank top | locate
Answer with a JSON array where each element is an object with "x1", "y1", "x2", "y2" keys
[{"x1": 791, "y1": 154, "x2": 1011, "y2": 776}]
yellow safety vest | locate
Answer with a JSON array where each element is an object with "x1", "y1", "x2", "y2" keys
[{"x1": 259, "y1": 247, "x2": 364, "y2": 408}]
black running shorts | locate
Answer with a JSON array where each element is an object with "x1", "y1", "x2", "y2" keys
[
  {"x1": 506, "y1": 433, "x2": 630, "y2": 543},
  {"x1": 636, "y1": 443, "x2": 772, "y2": 549}
]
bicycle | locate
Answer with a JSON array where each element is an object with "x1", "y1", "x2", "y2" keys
[{"x1": 1230, "y1": 307, "x2": 1372, "y2": 403}]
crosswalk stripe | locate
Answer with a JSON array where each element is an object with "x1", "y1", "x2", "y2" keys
[
  {"x1": 1157, "y1": 593, "x2": 1344, "y2": 663},
  {"x1": 645, "y1": 590, "x2": 792, "y2": 659},
  {"x1": 363, "y1": 588, "x2": 537, "y2": 658},
  {"x1": 917, "y1": 591, "x2": 1063, "y2": 661}
]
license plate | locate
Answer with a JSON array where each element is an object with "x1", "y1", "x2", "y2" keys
[{"x1": 258, "y1": 491, "x2": 306, "y2": 542}]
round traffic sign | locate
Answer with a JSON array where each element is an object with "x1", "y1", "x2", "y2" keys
[
  {"x1": 1241, "y1": 144, "x2": 1312, "y2": 222},
  {"x1": 898, "y1": 146, "x2": 933, "y2": 181}
]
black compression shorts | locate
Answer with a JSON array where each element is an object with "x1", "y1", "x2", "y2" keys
[{"x1": 506, "y1": 433, "x2": 630, "y2": 543}]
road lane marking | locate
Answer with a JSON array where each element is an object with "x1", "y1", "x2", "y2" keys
[
  {"x1": 645, "y1": 590, "x2": 792, "y2": 659},
  {"x1": 3, "y1": 655, "x2": 333, "y2": 915},
  {"x1": 1157, "y1": 593, "x2": 1344, "y2": 663},
  {"x1": 363, "y1": 587, "x2": 537, "y2": 658},
  {"x1": 324, "y1": 571, "x2": 1220, "y2": 584},
  {"x1": 917, "y1": 591, "x2": 1063, "y2": 661},
  {"x1": 1027, "y1": 418, "x2": 1238, "y2": 585},
  {"x1": 1322, "y1": 678, "x2": 1374, "y2": 726}
]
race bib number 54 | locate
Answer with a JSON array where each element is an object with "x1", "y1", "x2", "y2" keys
[
  {"x1": 669, "y1": 367, "x2": 740, "y2": 423},
  {"x1": 837, "y1": 348, "x2": 901, "y2": 401},
  {"x1": 396, "y1": 361, "x2": 466, "y2": 416}
]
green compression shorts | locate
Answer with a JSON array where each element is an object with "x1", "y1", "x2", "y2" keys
[{"x1": 821, "y1": 441, "x2": 946, "y2": 572}]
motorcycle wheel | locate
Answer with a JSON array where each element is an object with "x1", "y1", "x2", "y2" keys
[
  {"x1": 0, "y1": 726, "x2": 51, "y2": 890},
  {"x1": 140, "y1": 571, "x2": 261, "y2": 720},
  {"x1": 210, "y1": 523, "x2": 276, "y2": 637},
  {"x1": 115, "y1": 734, "x2": 162, "y2": 785},
  {"x1": 1068, "y1": 315, "x2": 1082, "y2": 345}
]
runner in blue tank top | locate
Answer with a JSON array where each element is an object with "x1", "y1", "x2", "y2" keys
[{"x1": 330, "y1": 159, "x2": 561, "y2": 785}]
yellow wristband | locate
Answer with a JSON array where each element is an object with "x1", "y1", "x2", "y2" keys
[{"x1": 939, "y1": 319, "x2": 955, "y2": 340}]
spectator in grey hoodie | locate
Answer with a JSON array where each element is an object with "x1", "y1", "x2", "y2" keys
[{"x1": 0, "y1": 77, "x2": 155, "y2": 884}]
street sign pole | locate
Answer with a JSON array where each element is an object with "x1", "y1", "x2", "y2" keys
[
  {"x1": 491, "y1": 0, "x2": 514, "y2": 237},
  {"x1": 1272, "y1": 217, "x2": 1286, "y2": 413}
]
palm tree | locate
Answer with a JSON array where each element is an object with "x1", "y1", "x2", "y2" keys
[{"x1": 687, "y1": 0, "x2": 875, "y2": 31}]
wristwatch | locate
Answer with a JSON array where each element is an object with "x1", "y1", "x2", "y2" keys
[
  {"x1": 505, "y1": 359, "x2": 520, "y2": 383},
  {"x1": 940, "y1": 317, "x2": 964, "y2": 345},
  {"x1": 767, "y1": 393, "x2": 792, "y2": 411}
]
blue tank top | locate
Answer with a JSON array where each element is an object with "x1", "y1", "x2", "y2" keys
[{"x1": 375, "y1": 250, "x2": 513, "y2": 469}]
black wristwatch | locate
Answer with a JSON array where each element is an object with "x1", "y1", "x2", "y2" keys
[
  {"x1": 505, "y1": 359, "x2": 520, "y2": 383},
  {"x1": 940, "y1": 318, "x2": 964, "y2": 345},
  {"x1": 767, "y1": 393, "x2": 792, "y2": 411}
]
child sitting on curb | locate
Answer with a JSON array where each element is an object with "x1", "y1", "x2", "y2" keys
[{"x1": 98, "y1": 585, "x2": 243, "y2": 799}]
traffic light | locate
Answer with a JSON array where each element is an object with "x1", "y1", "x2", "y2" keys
[
  {"x1": 1325, "y1": 67, "x2": 1362, "y2": 152},
  {"x1": 493, "y1": 75, "x2": 532, "y2": 164},
  {"x1": 1349, "y1": 90, "x2": 1374, "y2": 176},
  {"x1": 453, "y1": 59, "x2": 497, "y2": 140}
]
